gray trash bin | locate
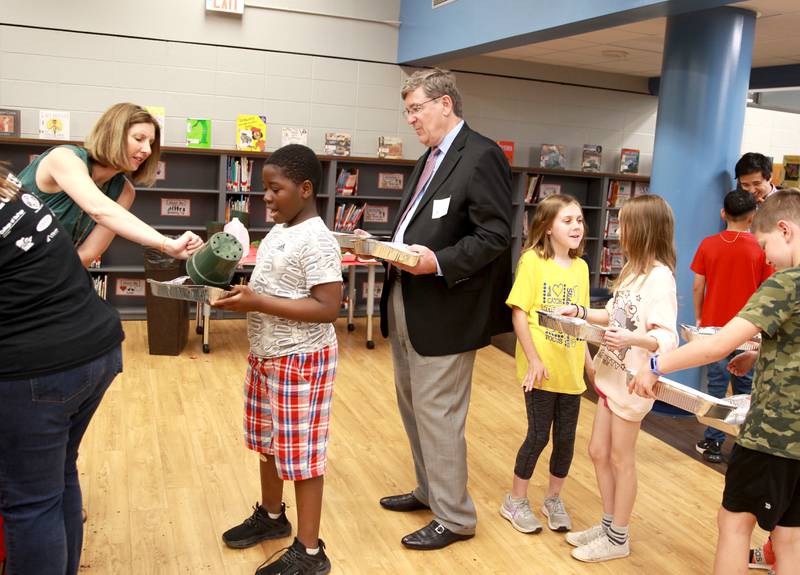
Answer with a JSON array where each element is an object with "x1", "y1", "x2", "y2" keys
[{"x1": 143, "y1": 247, "x2": 189, "y2": 355}]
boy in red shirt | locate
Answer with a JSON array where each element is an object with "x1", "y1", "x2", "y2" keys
[{"x1": 692, "y1": 189, "x2": 773, "y2": 463}]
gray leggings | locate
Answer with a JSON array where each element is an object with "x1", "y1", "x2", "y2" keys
[{"x1": 514, "y1": 387, "x2": 581, "y2": 480}]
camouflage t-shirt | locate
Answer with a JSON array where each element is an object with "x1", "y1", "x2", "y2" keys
[{"x1": 736, "y1": 266, "x2": 800, "y2": 459}]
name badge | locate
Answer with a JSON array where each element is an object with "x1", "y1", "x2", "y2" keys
[{"x1": 432, "y1": 197, "x2": 450, "y2": 219}]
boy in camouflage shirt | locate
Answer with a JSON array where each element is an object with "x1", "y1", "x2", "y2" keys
[{"x1": 628, "y1": 189, "x2": 800, "y2": 575}]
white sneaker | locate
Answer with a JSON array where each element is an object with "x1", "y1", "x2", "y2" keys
[
  {"x1": 571, "y1": 534, "x2": 630, "y2": 563},
  {"x1": 541, "y1": 496, "x2": 572, "y2": 532},
  {"x1": 565, "y1": 524, "x2": 605, "y2": 547},
  {"x1": 499, "y1": 493, "x2": 542, "y2": 534}
]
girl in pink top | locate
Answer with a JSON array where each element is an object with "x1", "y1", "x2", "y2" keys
[{"x1": 556, "y1": 194, "x2": 678, "y2": 563}]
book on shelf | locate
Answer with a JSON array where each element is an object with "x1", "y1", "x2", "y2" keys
[
  {"x1": 325, "y1": 132, "x2": 351, "y2": 156},
  {"x1": 39, "y1": 110, "x2": 70, "y2": 140},
  {"x1": 604, "y1": 212, "x2": 619, "y2": 238},
  {"x1": 0, "y1": 108, "x2": 21, "y2": 137},
  {"x1": 186, "y1": 118, "x2": 211, "y2": 148},
  {"x1": 496, "y1": 140, "x2": 514, "y2": 164},
  {"x1": 145, "y1": 106, "x2": 165, "y2": 144},
  {"x1": 334, "y1": 203, "x2": 366, "y2": 231},
  {"x1": 92, "y1": 274, "x2": 108, "y2": 299},
  {"x1": 524, "y1": 174, "x2": 540, "y2": 203},
  {"x1": 782, "y1": 155, "x2": 800, "y2": 187},
  {"x1": 619, "y1": 148, "x2": 640, "y2": 174},
  {"x1": 155, "y1": 160, "x2": 166, "y2": 181},
  {"x1": 606, "y1": 180, "x2": 633, "y2": 207},
  {"x1": 226, "y1": 156, "x2": 253, "y2": 192},
  {"x1": 226, "y1": 197, "x2": 250, "y2": 224},
  {"x1": 281, "y1": 127, "x2": 308, "y2": 147},
  {"x1": 537, "y1": 183, "x2": 561, "y2": 201},
  {"x1": 773, "y1": 163, "x2": 785, "y2": 186},
  {"x1": 601, "y1": 242, "x2": 625, "y2": 274},
  {"x1": 540, "y1": 144, "x2": 567, "y2": 169},
  {"x1": 377, "y1": 136, "x2": 403, "y2": 159},
  {"x1": 581, "y1": 144, "x2": 602, "y2": 172},
  {"x1": 236, "y1": 115, "x2": 267, "y2": 151},
  {"x1": 335, "y1": 168, "x2": 359, "y2": 196},
  {"x1": 634, "y1": 181, "x2": 649, "y2": 196}
]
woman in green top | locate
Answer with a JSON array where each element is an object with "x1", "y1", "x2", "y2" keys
[{"x1": 19, "y1": 102, "x2": 202, "y2": 264}]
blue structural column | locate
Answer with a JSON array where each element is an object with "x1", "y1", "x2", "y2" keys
[{"x1": 650, "y1": 7, "x2": 755, "y2": 393}]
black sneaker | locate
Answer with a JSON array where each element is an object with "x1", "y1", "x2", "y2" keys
[
  {"x1": 222, "y1": 502, "x2": 292, "y2": 549},
  {"x1": 255, "y1": 537, "x2": 331, "y2": 575},
  {"x1": 696, "y1": 439, "x2": 723, "y2": 463}
]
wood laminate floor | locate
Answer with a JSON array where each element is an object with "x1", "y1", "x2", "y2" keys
[{"x1": 76, "y1": 319, "x2": 765, "y2": 574}]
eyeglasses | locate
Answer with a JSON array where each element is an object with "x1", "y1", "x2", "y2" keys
[{"x1": 403, "y1": 96, "x2": 441, "y2": 118}]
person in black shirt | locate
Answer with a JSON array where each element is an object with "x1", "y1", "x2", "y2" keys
[{"x1": 0, "y1": 166, "x2": 123, "y2": 575}]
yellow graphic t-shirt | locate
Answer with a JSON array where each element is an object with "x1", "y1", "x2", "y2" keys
[{"x1": 506, "y1": 250, "x2": 590, "y2": 394}]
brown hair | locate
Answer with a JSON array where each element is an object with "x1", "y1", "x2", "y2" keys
[
  {"x1": 401, "y1": 68, "x2": 463, "y2": 117},
  {"x1": 752, "y1": 188, "x2": 800, "y2": 233},
  {"x1": 0, "y1": 163, "x2": 21, "y2": 201},
  {"x1": 523, "y1": 194, "x2": 585, "y2": 259},
  {"x1": 84, "y1": 103, "x2": 161, "y2": 186},
  {"x1": 616, "y1": 194, "x2": 676, "y2": 288}
]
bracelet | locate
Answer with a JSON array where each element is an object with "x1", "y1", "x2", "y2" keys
[
  {"x1": 580, "y1": 305, "x2": 588, "y2": 320},
  {"x1": 572, "y1": 303, "x2": 581, "y2": 318},
  {"x1": 649, "y1": 354, "x2": 663, "y2": 377}
]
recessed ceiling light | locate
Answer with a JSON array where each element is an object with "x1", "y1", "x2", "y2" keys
[{"x1": 601, "y1": 49, "x2": 629, "y2": 59}]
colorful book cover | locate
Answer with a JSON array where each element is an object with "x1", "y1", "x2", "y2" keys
[
  {"x1": 524, "y1": 174, "x2": 540, "y2": 203},
  {"x1": 236, "y1": 115, "x2": 267, "y2": 151},
  {"x1": 782, "y1": 155, "x2": 800, "y2": 187},
  {"x1": 0, "y1": 108, "x2": 21, "y2": 137},
  {"x1": 581, "y1": 144, "x2": 602, "y2": 172},
  {"x1": 619, "y1": 148, "x2": 640, "y2": 174},
  {"x1": 617, "y1": 180, "x2": 633, "y2": 205},
  {"x1": 497, "y1": 140, "x2": 515, "y2": 164},
  {"x1": 39, "y1": 110, "x2": 70, "y2": 140},
  {"x1": 281, "y1": 127, "x2": 308, "y2": 147},
  {"x1": 325, "y1": 132, "x2": 351, "y2": 156},
  {"x1": 539, "y1": 144, "x2": 567, "y2": 169},
  {"x1": 335, "y1": 168, "x2": 358, "y2": 196},
  {"x1": 377, "y1": 136, "x2": 403, "y2": 159},
  {"x1": 145, "y1": 106, "x2": 165, "y2": 145},
  {"x1": 186, "y1": 118, "x2": 211, "y2": 148}
]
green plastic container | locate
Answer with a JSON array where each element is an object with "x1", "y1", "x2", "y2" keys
[{"x1": 186, "y1": 232, "x2": 243, "y2": 288}]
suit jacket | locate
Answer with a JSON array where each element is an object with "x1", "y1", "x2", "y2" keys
[{"x1": 379, "y1": 123, "x2": 513, "y2": 355}]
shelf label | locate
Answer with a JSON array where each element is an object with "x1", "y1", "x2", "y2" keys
[
  {"x1": 378, "y1": 172, "x2": 404, "y2": 190},
  {"x1": 115, "y1": 278, "x2": 145, "y2": 297},
  {"x1": 161, "y1": 198, "x2": 191, "y2": 217},
  {"x1": 363, "y1": 205, "x2": 389, "y2": 223}
]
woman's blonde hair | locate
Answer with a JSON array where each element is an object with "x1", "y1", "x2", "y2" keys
[
  {"x1": 615, "y1": 194, "x2": 676, "y2": 288},
  {"x1": 523, "y1": 194, "x2": 584, "y2": 259},
  {"x1": 84, "y1": 103, "x2": 161, "y2": 186}
]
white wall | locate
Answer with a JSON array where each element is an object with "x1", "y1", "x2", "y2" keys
[
  {"x1": 0, "y1": 24, "x2": 660, "y2": 173},
  {"x1": 742, "y1": 105, "x2": 800, "y2": 168}
]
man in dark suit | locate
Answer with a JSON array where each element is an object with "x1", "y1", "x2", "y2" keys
[{"x1": 378, "y1": 68, "x2": 513, "y2": 550}]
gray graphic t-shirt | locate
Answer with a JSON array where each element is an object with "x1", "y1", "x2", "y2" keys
[{"x1": 247, "y1": 216, "x2": 342, "y2": 358}]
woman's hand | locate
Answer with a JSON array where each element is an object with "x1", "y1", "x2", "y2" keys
[
  {"x1": 603, "y1": 326, "x2": 635, "y2": 351},
  {"x1": 522, "y1": 358, "x2": 549, "y2": 392},
  {"x1": 163, "y1": 231, "x2": 204, "y2": 259},
  {"x1": 553, "y1": 304, "x2": 578, "y2": 317},
  {"x1": 728, "y1": 350, "x2": 758, "y2": 376}
]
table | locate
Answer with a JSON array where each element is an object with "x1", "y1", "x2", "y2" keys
[{"x1": 341, "y1": 254, "x2": 382, "y2": 349}]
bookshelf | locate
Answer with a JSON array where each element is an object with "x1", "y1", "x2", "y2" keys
[{"x1": 0, "y1": 136, "x2": 648, "y2": 319}]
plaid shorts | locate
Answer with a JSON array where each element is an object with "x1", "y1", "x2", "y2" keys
[{"x1": 244, "y1": 344, "x2": 337, "y2": 481}]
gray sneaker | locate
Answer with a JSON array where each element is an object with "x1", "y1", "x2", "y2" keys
[
  {"x1": 499, "y1": 493, "x2": 543, "y2": 534},
  {"x1": 566, "y1": 524, "x2": 605, "y2": 547},
  {"x1": 541, "y1": 496, "x2": 572, "y2": 532}
]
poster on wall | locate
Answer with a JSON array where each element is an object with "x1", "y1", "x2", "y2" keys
[
  {"x1": 0, "y1": 108, "x2": 21, "y2": 137},
  {"x1": 160, "y1": 198, "x2": 191, "y2": 217},
  {"x1": 39, "y1": 110, "x2": 70, "y2": 140},
  {"x1": 115, "y1": 278, "x2": 145, "y2": 297}
]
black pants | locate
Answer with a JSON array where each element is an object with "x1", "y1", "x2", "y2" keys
[{"x1": 514, "y1": 388, "x2": 581, "y2": 480}]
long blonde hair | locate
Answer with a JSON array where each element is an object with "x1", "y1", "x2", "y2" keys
[
  {"x1": 615, "y1": 194, "x2": 676, "y2": 288},
  {"x1": 523, "y1": 194, "x2": 585, "y2": 259},
  {"x1": 84, "y1": 103, "x2": 161, "y2": 186}
]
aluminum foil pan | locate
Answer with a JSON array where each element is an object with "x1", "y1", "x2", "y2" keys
[
  {"x1": 147, "y1": 277, "x2": 227, "y2": 304},
  {"x1": 536, "y1": 310, "x2": 607, "y2": 345},
  {"x1": 680, "y1": 323, "x2": 761, "y2": 351}
]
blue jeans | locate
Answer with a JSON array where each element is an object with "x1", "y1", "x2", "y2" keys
[
  {"x1": 0, "y1": 346, "x2": 122, "y2": 575},
  {"x1": 704, "y1": 350, "x2": 753, "y2": 444}
]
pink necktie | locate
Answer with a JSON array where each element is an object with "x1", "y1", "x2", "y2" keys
[{"x1": 396, "y1": 147, "x2": 440, "y2": 227}]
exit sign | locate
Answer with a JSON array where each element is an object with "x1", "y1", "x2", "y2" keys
[{"x1": 206, "y1": 0, "x2": 244, "y2": 15}]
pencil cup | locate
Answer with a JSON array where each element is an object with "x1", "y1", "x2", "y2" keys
[{"x1": 186, "y1": 232, "x2": 243, "y2": 288}]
